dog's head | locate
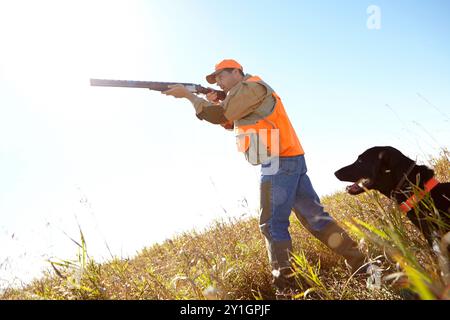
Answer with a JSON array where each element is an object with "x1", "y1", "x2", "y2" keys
[{"x1": 334, "y1": 146, "x2": 415, "y2": 196}]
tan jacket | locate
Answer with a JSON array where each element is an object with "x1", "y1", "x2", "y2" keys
[{"x1": 189, "y1": 74, "x2": 268, "y2": 124}]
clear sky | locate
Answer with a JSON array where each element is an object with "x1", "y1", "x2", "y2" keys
[{"x1": 0, "y1": 0, "x2": 449, "y2": 287}]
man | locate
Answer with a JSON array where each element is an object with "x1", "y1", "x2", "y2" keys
[{"x1": 162, "y1": 59, "x2": 366, "y2": 295}]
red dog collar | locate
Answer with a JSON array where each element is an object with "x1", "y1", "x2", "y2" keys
[{"x1": 399, "y1": 177, "x2": 440, "y2": 213}]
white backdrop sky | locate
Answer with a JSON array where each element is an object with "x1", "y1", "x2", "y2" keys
[{"x1": 1, "y1": 0, "x2": 449, "y2": 287}]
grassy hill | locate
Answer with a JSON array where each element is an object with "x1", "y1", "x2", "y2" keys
[{"x1": 1, "y1": 151, "x2": 449, "y2": 300}]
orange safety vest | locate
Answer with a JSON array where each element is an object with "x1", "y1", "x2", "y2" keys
[{"x1": 235, "y1": 76, "x2": 304, "y2": 164}]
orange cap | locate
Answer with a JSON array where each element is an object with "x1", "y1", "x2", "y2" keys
[{"x1": 206, "y1": 59, "x2": 243, "y2": 84}]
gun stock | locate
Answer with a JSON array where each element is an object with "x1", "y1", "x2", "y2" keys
[{"x1": 90, "y1": 79, "x2": 227, "y2": 101}]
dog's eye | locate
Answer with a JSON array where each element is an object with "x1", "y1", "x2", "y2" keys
[{"x1": 357, "y1": 159, "x2": 363, "y2": 163}]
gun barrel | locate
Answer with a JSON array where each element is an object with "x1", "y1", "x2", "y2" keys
[
  {"x1": 90, "y1": 78, "x2": 227, "y2": 101},
  {"x1": 90, "y1": 79, "x2": 195, "y2": 91}
]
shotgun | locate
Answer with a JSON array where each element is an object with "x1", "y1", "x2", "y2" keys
[{"x1": 90, "y1": 78, "x2": 227, "y2": 101}]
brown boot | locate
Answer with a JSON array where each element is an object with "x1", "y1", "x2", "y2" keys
[
  {"x1": 311, "y1": 221, "x2": 367, "y2": 274},
  {"x1": 273, "y1": 267, "x2": 297, "y2": 300},
  {"x1": 264, "y1": 240, "x2": 299, "y2": 293}
]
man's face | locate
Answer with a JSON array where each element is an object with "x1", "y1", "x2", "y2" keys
[{"x1": 215, "y1": 69, "x2": 242, "y2": 93}]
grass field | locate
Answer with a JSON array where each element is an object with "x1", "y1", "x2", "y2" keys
[{"x1": 1, "y1": 150, "x2": 448, "y2": 300}]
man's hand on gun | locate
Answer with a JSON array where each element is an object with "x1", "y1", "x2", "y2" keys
[
  {"x1": 205, "y1": 90, "x2": 233, "y2": 130},
  {"x1": 205, "y1": 90, "x2": 220, "y2": 103},
  {"x1": 162, "y1": 84, "x2": 220, "y2": 104},
  {"x1": 161, "y1": 83, "x2": 232, "y2": 130},
  {"x1": 161, "y1": 84, "x2": 190, "y2": 99}
]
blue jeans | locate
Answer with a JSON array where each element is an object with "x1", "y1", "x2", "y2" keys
[
  {"x1": 259, "y1": 155, "x2": 365, "y2": 276},
  {"x1": 260, "y1": 155, "x2": 334, "y2": 241}
]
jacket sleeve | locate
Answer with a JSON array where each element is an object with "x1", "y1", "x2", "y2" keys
[
  {"x1": 222, "y1": 81, "x2": 267, "y2": 121},
  {"x1": 190, "y1": 96, "x2": 228, "y2": 124},
  {"x1": 195, "y1": 105, "x2": 228, "y2": 124},
  {"x1": 188, "y1": 81, "x2": 267, "y2": 124}
]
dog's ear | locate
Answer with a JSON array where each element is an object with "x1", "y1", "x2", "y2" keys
[
  {"x1": 375, "y1": 149, "x2": 392, "y2": 176},
  {"x1": 378, "y1": 150, "x2": 390, "y2": 166}
]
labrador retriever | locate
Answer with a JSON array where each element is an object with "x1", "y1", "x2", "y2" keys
[{"x1": 334, "y1": 146, "x2": 449, "y2": 246}]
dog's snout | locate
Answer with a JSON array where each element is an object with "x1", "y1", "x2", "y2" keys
[
  {"x1": 335, "y1": 167, "x2": 349, "y2": 181},
  {"x1": 334, "y1": 169, "x2": 343, "y2": 180}
]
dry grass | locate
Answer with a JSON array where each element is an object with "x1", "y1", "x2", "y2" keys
[{"x1": 1, "y1": 150, "x2": 448, "y2": 300}]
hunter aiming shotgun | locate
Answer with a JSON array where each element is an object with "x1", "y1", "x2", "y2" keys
[{"x1": 90, "y1": 78, "x2": 227, "y2": 101}]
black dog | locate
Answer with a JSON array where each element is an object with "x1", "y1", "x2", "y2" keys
[{"x1": 334, "y1": 146, "x2": 450, "y2": 246}]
